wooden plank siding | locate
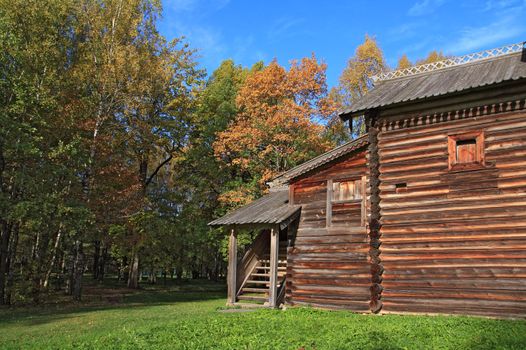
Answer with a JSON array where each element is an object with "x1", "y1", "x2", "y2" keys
[
  {"x1": 286, "y1": 150, "x2": 371, "y2": 311},
  {"x1": 377, "y1": 109, "x2": 526, "y2": 318}
]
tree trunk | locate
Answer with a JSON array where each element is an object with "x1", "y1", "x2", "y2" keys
[
  {"x1": 97, "y1": 245, "x2": 107, "y2": 282},
  {"x1": 72, "y1": 240, "x2": 84, "y2": 301},
  {"x1": 148, "y1": 268, "x2": 156, "y2": 284},
  {"x1": 5, "y1": 222, "x2": 19, "y2": 305},
  {"x1": 92, "y1": 240, "x2": 100, "y2": 280},
  {"x1": 0, "y1": 220, "x2": 12, "y2": 305},
  {"x1": 176, "y1": 266, "x2": 183, "y2": 280},
  {"x1": 121, "y1": 255, "x2": 128, "y2": 282},
  {"x1": 31, "y1": 232, "x2": 39, "y2": 261},
  {"x1": 127, "y1": 250, "x2": 139, "y2": 289},
  {"x1": 65, "y1": 248, "x2": 75, "y2": 295},
  {"x1": 43, "y1": 224, "x2": 63, "y2": 288},
  {"x1": 32, "y1": 227, "x2": 50, "y2": 302},
  {"x1": 55, "y1": 251, "x2": 65, "y2": 291}
]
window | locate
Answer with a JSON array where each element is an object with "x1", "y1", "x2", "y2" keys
[
  {"x1": 328, "y1": 177, "x2": 366, "y2": 227},
  {"x1": 448, "y1": 131, "x2": 485, "y2": 171},
  {"x1": 456, "y1": 139, "x2": 477, "y2": 163},
  {"x1": 332, "y1": 179, "x2": 362, "y2": 202}
]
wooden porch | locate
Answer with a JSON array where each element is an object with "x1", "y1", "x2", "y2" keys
[
  {"x1": 228, "y1": 227, "x2": 288, "y2": 308},
  {"x1": 208, "y1": 188, "x2": 300, "y2": 308}
]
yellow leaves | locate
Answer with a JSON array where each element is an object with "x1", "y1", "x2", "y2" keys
[
  {"x1": 337, "y1": 35, "x2": 386, "y2": 106},
  {"x1": 397, "y1": 54, "x2": 412, "y2": 70},
  {"x1": 416, "y1": 50, "x2": 448, "y2": 65},
  {"x1": 395, "y1": 50, "x2": 449, "y2": 71}
]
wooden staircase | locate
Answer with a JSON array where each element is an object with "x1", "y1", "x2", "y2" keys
[{"x1": 237, "y1": 245, "x2": 287, "y2": 305}]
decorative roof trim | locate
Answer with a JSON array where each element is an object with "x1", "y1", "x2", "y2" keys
[
  {"x1": 373, "y1": 42, "x2": 525, "y2": 82},
  {"x1": 380, "y1": 98, "x2": 526, "y2": 132}
]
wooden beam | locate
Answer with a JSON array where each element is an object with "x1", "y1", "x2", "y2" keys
[
  {"x1": 361, "y1": 175, "x2": 367, "y2": 227},
  {"x1": 326, "y1": 179, "x2": 333, "y2": 228},
  {"x1": 227, "y1": 228, "x2": 237, "y2": 306},
  {"x1": 268, "y1": 226, "x2": 279, "y2": 308}
]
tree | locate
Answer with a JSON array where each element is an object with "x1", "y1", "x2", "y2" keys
[
  {"x1": 416, "y1": 50, "x2": 448, "y2": 65},
  {"x1": 333, "y1": 36, "x2": 386, "y2": 137},
  {"x1": 0, "y1": 0, "x2": 88, "y2": 304},
  {"x1": 119, "y1": 35, "x2": 203, "y2": 288},
  {"x1": 397, "y1": 54, "x2": 412, "y2": 69},
  {"x1": 169, "y1": 59, "x2": 252, "y2": 280},
  {"x1": 214, "y1": 55, "x2": 337, "y2": 205},
  {"x1": 185, "y1": 60, "x2": 254, "y2": 211},
  {"x1": 0, "y1": 0, "x2": 203, "y2": 302}
]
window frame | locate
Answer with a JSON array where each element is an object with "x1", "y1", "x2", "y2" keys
[
  {"x1": 327, "y1": 176, "x2": 366, "y2": 227},
  {"x1": 331, "y1": 178, "x2": 363, "y2": 203},
  {"x1": 447, "y1": 131, "x2": 485, "y2": 171}
]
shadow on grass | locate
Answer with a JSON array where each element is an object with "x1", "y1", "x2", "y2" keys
[{"x1": 0, "y1": 278, "x2": 226, "y2": 327}]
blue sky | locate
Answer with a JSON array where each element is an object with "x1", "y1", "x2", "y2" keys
[{"x1": 158, "y1": 0, "x2": 526, "y2": 88}]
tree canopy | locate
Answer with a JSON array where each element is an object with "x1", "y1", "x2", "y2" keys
[{"x1": 214, "y1": 56, "x2": 337, "y2": 206}]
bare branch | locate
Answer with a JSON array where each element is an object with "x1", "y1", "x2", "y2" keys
[{"x1": 145, "y1": 154, "x2": 173, "y2": 187}]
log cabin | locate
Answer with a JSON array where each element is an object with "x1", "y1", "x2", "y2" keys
[{"x1": 209, "y1": 42, "x2": 526, "y2": 318}]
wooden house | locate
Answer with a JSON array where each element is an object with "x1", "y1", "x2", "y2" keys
[{"x1": 209, "y1": 43, "x2": 526, "y2": 318}]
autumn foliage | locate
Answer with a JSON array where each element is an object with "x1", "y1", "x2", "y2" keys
[
  {"x1": 0, "y1": 0, "x2": 451, "y2": 305},
  {"x1": 214, "y1": 56, "x2": 337, "y2": 205}
]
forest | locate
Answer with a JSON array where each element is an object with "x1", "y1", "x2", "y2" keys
[{"x1": 0, "y1": 0, "x2": 447, "y2": 305}]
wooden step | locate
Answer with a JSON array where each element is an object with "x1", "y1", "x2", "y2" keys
[
  {"x1": 251, "y1": 272, "x2": 285, "y2": 278},
  {"x1": 237, "y1": 295, "x2": 267, "y2": 302},
  {"x1": 241, "y1": 287, "x2": 268, "y2": 293},
  {"x1": 256, "y1": 266, "x2": 287, "y2": 271},
  {"x1": 246, "y1": 280, "x2": 271, "y2": 285}
]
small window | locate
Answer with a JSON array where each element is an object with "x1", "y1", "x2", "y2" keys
[
  {"x1": 448, "y1": 131, "x2": 485, "y2": 171},
  {"x1": 332, "y1": 179, "x2": 362, "y2": 202},
  {"x1": 328, "y1": 178, "x2": 366, "y2": 227},
  {"x1": 456, "y1": 139, "x2": 477, "y2": 164}
]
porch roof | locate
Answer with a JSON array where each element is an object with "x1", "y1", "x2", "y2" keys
[{"x1": 208, "y1": 188, "x2": 300, "y2": 229}]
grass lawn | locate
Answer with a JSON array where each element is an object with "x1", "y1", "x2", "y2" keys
[{"x1": 1, "y1": 279, "x2": 525, "y2": 350}]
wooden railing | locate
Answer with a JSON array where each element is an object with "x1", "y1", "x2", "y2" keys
[
  {"x1": 276, "y1": 275, "x2": 287, "y2": 306},
  {"x1": 236, "y1": 230, "x2": 270, "y2": 293}
]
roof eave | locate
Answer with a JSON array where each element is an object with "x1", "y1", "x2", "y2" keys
[{"x1": 339, "y1": 109, "x2": 367, "y2": 121}]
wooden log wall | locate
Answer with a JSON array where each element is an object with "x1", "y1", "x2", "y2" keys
[
  {"x1": 367, "y1": 114, "x2": 383, "y2": 313},
  {"x1": 286, "y1": 151, "x2": 371, "y2": 311},
  {"x1": 377, "y1": 107, "x2": 526, "y2": 318}
]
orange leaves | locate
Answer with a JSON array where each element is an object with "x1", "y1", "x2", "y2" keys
[
  {"x1": 218, "y1": 187, "x2": 254, "y2": 209},
  {"x1": 213, "y1": 54, "x2": 336, "y2": 201}
]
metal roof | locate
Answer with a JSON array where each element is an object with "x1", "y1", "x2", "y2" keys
[
  {"x1": 270, "y1": 134, "x2": 368, "y2": 185},
  {"x1": 208, "y1": 189, "x2": 300, "y2": 228},
  {"x1": 341, "y1": 51, "x2": 526, "y2": 118}
]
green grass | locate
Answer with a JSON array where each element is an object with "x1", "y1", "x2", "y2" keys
[{"x1": 1, "y1": 279, "x2": 525, "y2": 350}]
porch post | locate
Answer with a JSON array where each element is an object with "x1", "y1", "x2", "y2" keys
[
  {"x1": 268, "y1": 226, "x2": 279, "y2": 308},
  {"x1": 227, "y1": 227, "x2": 237, "y2": 305}
]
